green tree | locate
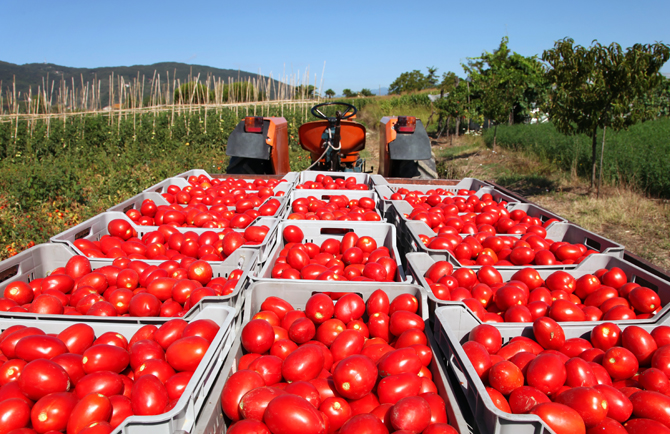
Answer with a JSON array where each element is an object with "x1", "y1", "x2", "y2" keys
[
  {"x1": 464, "y1": 36, "x2": 547, "y2": 148},
  {"x1": 342, "y1": 89, "x2": 357, "y2": 98},
  {"x1": 543, "y1": 38, "x2": 670, "y2": 192},
  {"x1": 360, "y1": 88, "x2": 373, "y2": 97},
  {"x1": 426, "y1": 66, "x2": 439, "y2": 87},
  {"x1": 294, "y1": 85, "x2": 315, "y2": 99},
  {"x1": 325, "y1": 89, "x2": 335, "y2": 99},
  {"x1": 174, "y1": 82, "x2": 211, "y2": 104},
  {"x1": 388, "y1": 70, "x2": 428, "y2": 94}
]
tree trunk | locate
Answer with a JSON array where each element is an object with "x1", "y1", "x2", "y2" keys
[
  {"x1": 493, "y1": 125, "x2": 497, "y2": 151},
  {"x1": 597, "y1": 126, "x2": 607, "y2": 199},
  {"x1": 446, "y1": 116, "x2": 451, "y2": 138},
  {"x1": 455, "y1": 117, "x2": 460, "y2": 137},
  {"x1": 509, "y1": 110, "x2": 514, "y2": 126},
  {"x1": 591, "y1": 129, "x2": 598, "y2": 190}
]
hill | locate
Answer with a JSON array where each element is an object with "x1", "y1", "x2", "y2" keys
[{"x1": 0, "y1": 61, "x2": 279, "y2": 107}]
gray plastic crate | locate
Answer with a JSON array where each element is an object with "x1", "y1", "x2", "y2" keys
[
  {"x1": 0, "y1": 302, "x2": 235, "y2": 434},
  {"x1": 434, "y1": 304, "x2": 670, "y2": 434},
  {"x1": 406, "y1": 251, "x2": 670, "y2": 322},
  {"x1": 380, "y1": 178, "x2": 494, "y2": 195},
  {"x1": 242, "y1": 280, "x2": 428, "y2": 323},
  {"x1": 403, "y1": 220, "x2": 624, "y2": 270},
  {"x1": 296, "y1": 171, "x2": 378, "y2": 189},
  {"x1": 145, "y1": 176, "x2": 294, "y2": 197},
  {"x1": 51, "y1": 211, "x2": 280, "y2": 266},
  {"x1": 0, "y1": 243, "x2": 258, "y2": 320},
  {"x1": 279, "y1": 189, "x2": 384, "y2": 221},
  {"x1": 191, "y1": 323, "x2": 475, "y2": 434},
  {"x1": 256, "y1": 220, "x2": 407, "y2": 282}
]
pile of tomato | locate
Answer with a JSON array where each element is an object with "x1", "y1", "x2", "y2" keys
[
  {"x1": 270, "y1": 226, "x2": 399, "y2": 282},
  {"x1": 72, "y1": 219, "x2": 268, "y2": 262},
  {"x1": 0, "y1": 316, "x2": 219, "y2": 433},
  {"x1": 464, "y1": 317, "x2": 670, "y2": 433},
  {"x1": 221, "y1": 290, "x2": 457, "y2": 434},
  {"x1": 295, "y1": 174, "x2": 370, "y2": 190},
  {"x1": 1, "y1": 254, "x2": 242, "y2": 317},
  {"x1": 286, "y1": 195, "x2": 381, "y2": 221},
  {"x1": 122, "y1": 194, "x2": 282, "y2": 227},
  {"x1": 388, "y1": 187, "x2": 478, "y2": 200},
  {"x1": 183, "y1": 173, "x2": 289, "y2": 194},
  {"x1": 424, "y1": 261, "x2": 662, "y2": 322}
]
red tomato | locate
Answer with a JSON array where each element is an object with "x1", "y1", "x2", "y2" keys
[
  {"x1": 166, "y1": 336, "x2": 209, "y2": 371},
  {"x1": 30, "y1": 392, "x2": 78, "y2": 433},
  {"x1": 74, "y1": 371, "x2": 123, "y2": 399},
  {"x1": 555, "y1": 387, "x2": 607, "y2": 427},
  {"x1": 263, "y1": 394, "x2": 326, "y2": 434},
  {"x1": 220, "y1": 370, "x2": 265, "y2": 421},
  {"x1": 629, "y1": 390, "x2": 670, "y2": 428},
  {"x1": 525, "y1": 354, "x2": 567, "y2": 396},
  {"x1": 57, "y1": 324, "x2": 96, "y2": 355},
  {"x1": 18, "y1": 359, "x2": 71, "y2": 401},
  {"x1": 0, "y1": 398, "x2": 31, "y2": 434},
  {"x1": 82, "y1": 345, "x2": 130, "y2": 374},
  {"x1": 241, "y1": 320, "x2": 275, "y2": 354},
  {"x1": 389, "y1": 396, "x2": 431, "y2": 432},
  {"x1": 283, "y1": 225, "x2": 304, "y2": 243},
  {"x1": 533, "y1": 317, "x2": 566, "y2": 350},
  {"x1": 281, "y1": 344, "x2": 324, "y2": 382},
  {"x1": 489, "y1": 361, "x2": 524, "y2": 395},
  {"x1": 529, "y1": 402, "x2": 585, "y2": 434},
  {"x1": 593, "y1": 384, "x2": 632, "y2": 423},
  {"x1": 469, "y1": 324, "x2": 502, "y2": 354},
  {"x1": 332, "y1": 355, "x2": 377, "y2": 399},
  {"x1": 338, "y1": 414, "x2": 388, "y2": 434},
  {"x1": 66, "y1": 393, "x2": 112, "y2": 434},
  {"x1": 508, "y1": 386, "x2": 550, "y2": 414},
  {"x1": 239, "y1": 386, "x2": 286, "y2": 421}
]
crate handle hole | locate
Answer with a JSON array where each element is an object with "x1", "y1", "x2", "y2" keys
[
  {"x1": 0, "y1": 265, "x2": 19, "y2": 284},
  {"x1": 74, "y1": 228, "x2": 92, "y2": 240}
]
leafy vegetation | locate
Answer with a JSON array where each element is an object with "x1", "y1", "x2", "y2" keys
[{"x1": 482, "y1": 119, "x2": 670, "y2": 198}]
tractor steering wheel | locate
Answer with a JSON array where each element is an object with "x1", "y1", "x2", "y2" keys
[{"x1": 311, "y1": 102, "x2": 357, "y2": 122}]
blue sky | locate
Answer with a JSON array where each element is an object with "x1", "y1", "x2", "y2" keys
[{"x1": 3, "y1": 0, "x2": 669, "y2": 95}]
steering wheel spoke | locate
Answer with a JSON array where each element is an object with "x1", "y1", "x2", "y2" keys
[{"x1": 310, "y1": 102, "x2": 357, "y2": 121}]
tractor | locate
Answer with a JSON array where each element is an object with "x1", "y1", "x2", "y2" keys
[{"x1": 225, "y1": 101, "x2": 436, "y2": 179}]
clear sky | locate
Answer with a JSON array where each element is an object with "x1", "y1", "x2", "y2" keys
[{"x1": 3, "y1": 0, "x2": 669, "y2": 95}]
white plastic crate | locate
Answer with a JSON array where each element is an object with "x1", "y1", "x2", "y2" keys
[
  {"x1": 434, "y1": 304, "x2": 670, "y2": 434},
  {"x1": 403, "y1": 220, "x2": 624, "y2": 270},
  {"x1": 406, "y1": 251, "x2": 670, "y2": 321},
  {"x1": 278, "y1": 189, "x2": 384, "y2": 221},
  {"x1": 0, "y1": 243, "x2": 258, "y2": 320},
  {"x1": 256, "y1": 220, "x2": 407, "y2": 282},
  {"x1": 0, "y1": 302, "x2": 235, "y2": 434}
]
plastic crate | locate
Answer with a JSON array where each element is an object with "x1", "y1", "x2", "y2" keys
[
  {"x1": 0, "y1": 302, "x2": 235, "y2": 434},
  {"x1": 191, "y1": 323, "x2": 475, "y2": 434},
  {"x1": 403, "y1": 220, "x2": 624, "y2": 270},
  {"x1": 175, "y1": 170, "x2": 298, "y2": 187},
  {"x1": 0, "y1": 243, "x2": 258, "y2": 321},
  {"x1": 296, "y1": 171, "x2": 380, "y2": 189},
  {"x1": 256, "y1": 221, "x2": 407, "y2": 282},
  {"x1": 278, "y1": 189, "x2": 384, "y2": 221},
  {"x1": 433, "y1": 304, "x2": 670, "y2": 434},
  {"x1": 381, "y1": 178, "x2": 494, "y2": 194},
  {"x1": 51, "y1": 211, "x2": 281, "y2": 264},
  {"x1": 406, "y1": 251, "x2": 670, "y2": 322}
]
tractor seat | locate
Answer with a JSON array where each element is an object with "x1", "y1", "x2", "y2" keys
[{"x1": 299, "y1": 121, "x2": 366, "y2": 155}]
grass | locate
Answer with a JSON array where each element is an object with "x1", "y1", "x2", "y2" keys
[{"x1": 432, "y1": 135, "x2": 670, "y2": 271}]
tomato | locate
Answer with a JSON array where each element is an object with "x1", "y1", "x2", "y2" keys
[
  {"x1": 14, "y1": 335, "x2": 68, "y2": 362},
  {"x1": 533, "y1": 317, "x2": 566, "y2": 350},
  {"x1": 0, "y1": 398, "x2": 31, "y2": 434},
  {"x1": 81, "y1": 345, "x2": 130, "y2": 374},
  {"x1": 66, "y1": 393, "x2": 112, "y2": 434},
  {"x1": 424, "y1": 261, "x2": 454, "y2": 283},
  {"x1": 629, "y1": 390, "x2": 670, "y2": 428},
  {"x1": 548, "y1": 299, "x2": 585, "y2": 322},
  {"x1": 248, "y1": 355, "x2": 282, "y2": 386},
  {"x1": 555, "y1": 387, "x2": 607, "y2": 427},
  {"x1": 334, "y1": 294, "x2": 365, "y2": 323},
  {"x1": 74, "y1": 371, "x2": 123, "y2": 399},
  {"x1": 283, "y1": 225, "x2": 304, "y2": 243},
  {"x1": 389, "y1": 396, "x2": 431, "y2": 432},
  {"x1": 282, "y1": 344, "x2": 324, "y2": 382},
  {"x1": 331, "y1": 355, "x2": 377, "y2": 399},
  {"x1": 166, "y1": 336, "x2": 209, "y2": 371},
  {"x1": 227, "y1": 420, "x2": 271, "y2": 434},
  {"x1": 622, "y1": 325, "x2": 657, "y2": 366},
  {"x1": 625, "y1": 419, "x2": 670, "y2": 433},
  {"x1": 565, "y1": 357, "x2": 598, "y2": 387},
  {"x1": 240, "y1": 386, "x2": 286, "y2": 421},
  {"x1": 18, "y1": 359, "x2": 71, "y2": 401},
  {"x1": 389, "y1": 311, "x2": 423, "y2": 336},
  {"x1": 508, "y1": 386, "x2": 550, "y2": 414},
  {"x1": 241, "y1": 320, "x2": 275, "y2": 354},
  {"x1": 628, "y1": 288, "x2": 661, "y2": 313},
  {"x1": 182, "y1": 319, "x2": 219, "y2": 344},
  {"x1": 488, "y1": 361, "x2": 524, "y2": 395},
  {"x1": 462, "y1": 341, "x2": 492, "y2": 381},
  {"x1": 377, "y1": 372, "x2": 421, "y2": 404},
  {"x1": 529, "y1": 402, "x2": 585, "y2": 434},
  {"x1": 338, "y1": 414, "x2": 388, "y2": 434},
  {"x1": 468, "y1": 324, "x2": 502, "y2": 354},
  {"x1": 221, "y1": 370, "x2": 265, "y2": 421},
  {"x1": 52, "y1": 353, "x2": 86, "y2": 386},
  {"x1": 3, "y1": 282, "x2": 34, "y2": 305},
  {"x1": 525, "y1": 354, "x2": 566, "y2": 396},
  {"x1": 304, "y1": 294, "x2": 335, "y2": 325},
  {"x1": 601, "y1": 268, "x2": 627, "y2": 289},
  {"x1": 585, "y1": 417, "x2": 627, "y2": 433},
  {"x1": 31, "y1": 392, "x2": 78, "y2": 433},
  {"x1": 378, "y1": 348, "x2": 422, "y2": 377},
  {"x1": 165, "y1": 371, "x2": 193, "y2": 401},
  {"x1": 593, "y1": 384, "x2": 632, "y2": 422},
  {"x1": 319, "y1": 397, "x2": 351, "y2": 433},
  {"x1": 423, "y1": 423, "x2": 459, "y2": 434},
  {"x1": 602, "y1": 347, "x2": 638, "y2": 380},
  {"x1": 590, "y1": 322, "x2": 621, "y2": 351},
  {"x1": 263, "y1": 394, "x2": 326, "y2": 434}
]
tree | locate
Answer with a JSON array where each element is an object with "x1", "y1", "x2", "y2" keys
[
  {"x1": 388, "y1": 70, "x2": 428, "y2": 94},
  {"x1": 543, "y1": 38, "x2": 670, "y2": 193},
  {"x1": 463, "y1": 37, "x2": 547, "y2": 148},
  {"x1": 360, "y1": 88, "x2": 373, "y2": 97},
  {"x1": 325, "y1": 89, "x2": 335, "y2": 99},
  {"x1": 342, "y1": 89, "x2": 357, "y2": 98},
  {"x1": 427, "y1": 66, "x2": 439, "y2": 87},
  {"x1": 294, "y1": 85, "x2": 315, "y2": 99}
]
